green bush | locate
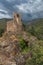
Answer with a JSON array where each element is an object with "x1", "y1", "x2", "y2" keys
[
  {"x1": 25, "y1": 40, "x2": 43, "y2": 65},
  {"x1": 0, "y1": 29, "x2": 4, "y2": 37},
  {"x1": 19, "y1": 38, "x2": 27, "y2": 50}
]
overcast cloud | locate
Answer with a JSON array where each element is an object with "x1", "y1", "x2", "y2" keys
[{"x1": 0, "y1": 0, "x2": 43, "y2": 20}]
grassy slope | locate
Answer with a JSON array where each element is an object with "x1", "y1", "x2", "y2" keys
[
  {"x1": 0, "y1": 18, "x2": 43, "y2": 65},
  {"x1": 26, "y1": 18, "x2": 43, "y2": 40},
  {"x1": 19, "y1": 18, "x2": 43, "y2": 65}
]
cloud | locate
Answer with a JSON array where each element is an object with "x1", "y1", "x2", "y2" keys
[
  {"x1": 15, "y1": 4, "x2": 28, "y2": 13},
  {"x1": 15, "y1": 0, "x2": 43, "y2": 13},
  {"x1": 6, "y1": 0, "x2": 15, "y2": 2},
  {"x1": 0, "y1": 9, "x2": 8, "y2": 13},
  {"x1": 0, "y1": 13, "x2": 11, "y2": 19},
  {"x1": 0, "y1": 0, "x2": 43, "y2": 19}
]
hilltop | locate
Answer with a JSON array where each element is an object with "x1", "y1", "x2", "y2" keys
[
  {"x1": 0, "y1": 13, "x2": 43, "y2": 65},
  {"x1": 0, "y1": 13, "x2": 29, "y2": 65}
]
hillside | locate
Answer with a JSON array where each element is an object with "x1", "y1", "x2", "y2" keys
[
  {"x1": 0, "y1": 18, "x2": 12, "y2": 36},
  {"x1": 26, "y1": 18, "x2": 43, "y2": 40},
  {"x1": 0, "y1": 15, "x2": 43, "y2": 65}
]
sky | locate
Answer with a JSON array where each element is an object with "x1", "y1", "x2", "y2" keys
[{"x1": 0, "y1": 0, "x2": 43, "y2": 20}]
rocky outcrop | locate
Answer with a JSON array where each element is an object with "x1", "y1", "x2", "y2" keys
[
  {"x1": 0, "y1": 13, "x2": 30, "y2": 65},
  {"x1": 0, "y1": 35, "x2": 29, "y2": 65},
  {"x1": 0, "y1": 34, "x2": 21, "y2": 65},
  {"x1": 7, "y1": 13, "x2": 23, "y2": 35}
]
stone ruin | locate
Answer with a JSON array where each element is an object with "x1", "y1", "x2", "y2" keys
[
  {"x1": 7, "y1": 13, "x2": 23, "y2": 34},
  {"x1": 0, "y1": 13, "x2": 31, "y2": 65},
  {"x1": 0, "y1": 13, "x2": 23, "y2": 65}
]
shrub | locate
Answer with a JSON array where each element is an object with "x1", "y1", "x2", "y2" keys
[
  {"x1": 19, "y1": 38, "x2": 27, "y2": 50},
  {"x1": 0, "y1": 29, "x2": 4, "y2": 37}
]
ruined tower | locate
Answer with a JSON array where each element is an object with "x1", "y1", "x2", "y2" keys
[{"x1": 7, "y1": 13, "x2": 22, "y2": 34}]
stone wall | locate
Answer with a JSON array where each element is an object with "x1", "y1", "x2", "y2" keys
[{"x1": 6, "y1": 13, "x2": 22, "y2": 34}]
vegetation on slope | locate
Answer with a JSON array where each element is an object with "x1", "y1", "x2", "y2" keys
[
  {"x1": 0, "y1": 18, "x2": 12, "y2": 36},
  {"x1": 26, "y1": 18, "x2": 43, "y2": 40},
  {"x1": 19, "y1": 18, "x2": 43, "y2": 65},
  {"x1": 25, "y1": 40, "x2": 43, "y2": 65},
  {"x1": 19, "y1": 35, "x2": 43, "y2": 65},
  {"x1": 0, "y1": 18, "x2": 43, "y2": 65}
]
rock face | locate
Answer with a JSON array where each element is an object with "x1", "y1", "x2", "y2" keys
[
  {"x1": 0, "y1": 13, "x2": 23, "y2": 65},
  {"x1": 7, "y1": 13, "x2": 23, "y2": 34},
  {"x1": 0, "y1": 35, "x2": 20, "y2": 65},
  {"x1": 0, "y1": 13, "x2": 30, "y2": 65}
]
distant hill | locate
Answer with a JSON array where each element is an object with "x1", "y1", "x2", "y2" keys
[
  {"x1": 26, "y1": 18, "x2": 43, "y2": 40},
  {"x1": 0, "y1": 18, "x2": 12, "y2": 36}
]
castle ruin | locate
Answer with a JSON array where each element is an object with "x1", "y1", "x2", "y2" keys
[{"x1": 7, "y1": 13, "x2": 22, "y2": 34}]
